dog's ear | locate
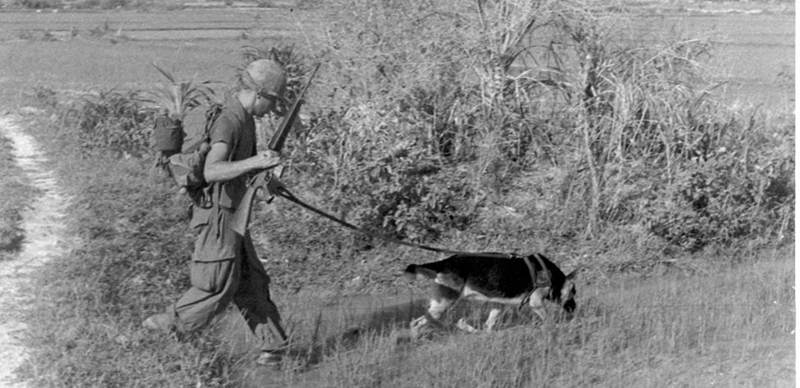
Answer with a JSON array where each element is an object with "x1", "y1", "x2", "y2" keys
[
  {"x1": 565, "y1": 268, "x2": 579, "y2": 280},
  {"x1": 404, "y1": 264, "x2": 438, "y2": 281},
  {"x1": 416, "y1": 267, "x2": 438, "y2": 280}
]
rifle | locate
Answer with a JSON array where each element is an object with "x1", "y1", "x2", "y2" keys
[{"x1": 229, "y1": 63, "x2": 321, "y2": 236}]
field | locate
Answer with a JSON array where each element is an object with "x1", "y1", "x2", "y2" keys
[{"x1": 0, "y1": 1, "x2": 794, "y2": 387}]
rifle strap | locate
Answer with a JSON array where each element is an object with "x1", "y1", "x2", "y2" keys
[{"x1": 275, "y1": 186, "x2": 469, "y2": 256}]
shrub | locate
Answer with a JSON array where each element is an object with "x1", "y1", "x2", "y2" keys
[
  {"x1": 140, "y1": 64, "x2": 217, "y2": 122},
  {"x1": 642, "y1": 110, "x2": 794, "y2": 250},
  {"x1": 282, "y1": 0, "x2": 793, "y2": 252},
  {"x1": 62, "y1": 88, "x2": 153, "y2": 157}
]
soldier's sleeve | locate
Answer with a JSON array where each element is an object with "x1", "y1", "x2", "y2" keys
[{"x1": 209, "y1": 116, "x2": 236, "y2": 148}]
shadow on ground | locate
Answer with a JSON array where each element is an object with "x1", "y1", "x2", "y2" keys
[{"x1": 215, "y1": 295, "x2": 429, "y2": 387}]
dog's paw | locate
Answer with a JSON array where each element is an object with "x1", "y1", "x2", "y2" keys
[
  {"x1": 409, "y1": 316, "x2": 428, "y2": 339},
  {"x1": 410, "y1": 316, "x2": 427, "y2": 331},
  {"x1": 456, "y1": 318, "x2": 479, "y2": 333}
]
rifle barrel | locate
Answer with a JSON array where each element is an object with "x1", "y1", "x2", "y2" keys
[{"x1": 268, "y1": 63, "x2": 321, "y2": 151}]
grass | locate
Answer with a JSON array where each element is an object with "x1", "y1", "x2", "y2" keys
[
  {"x1": 220, "y1": 248, "x2": 794, "y2": 387},
  {"x1": 1, "y1": 3, "x2": 794, "y2": 387}
]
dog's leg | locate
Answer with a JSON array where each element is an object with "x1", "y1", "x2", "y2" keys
[
  {"x1": 410, "y1": 315, "x2": 429, "y2": 333},
  {"x1": 457, "y1": 307, "x2": 501, "y2": 333},
  {"x1": 528, "y1": 287, "x2": 551, "y2": 322},
  {"x1": 484, "y1": 308, "x2": 502, "y2": 332},
  {"x1": 411, "y1": 284, "x2": 459, "y2": 339},
  {"x1": 429, "y1": 283, "x2": 459, "y2": 319},
  {"x1": 456, "y1": 317, "x2": 479, "y2": 333}
]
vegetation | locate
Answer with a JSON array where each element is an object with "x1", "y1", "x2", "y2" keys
[
  {"x1": 61, "y1": 88, "x2": 152, "y2": 157},
  {"x1": 141, "y1": 64, "x2": 217, "y2": 122},
  {"x1": 290, "y1": 256, "x2": 793, "y2": 387},
  {"x1": 273, "y1": 0, "x2": 794, "y2": 256},
  {"x1": 0, "y1": 0, "x2": 793, "y2": 386}
]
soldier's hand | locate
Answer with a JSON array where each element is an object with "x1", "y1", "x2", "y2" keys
[{"x1": 252, "y1": 150, "x2": 282, "y2": 170}]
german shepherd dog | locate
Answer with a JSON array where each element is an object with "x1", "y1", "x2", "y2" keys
[{"x1": 404, "y1": 252, "x2": 577, "y2": 336}]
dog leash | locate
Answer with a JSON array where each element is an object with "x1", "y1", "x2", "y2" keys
[
  {"x1": 274, "y1": 187, "x2": 554, "y2": 297},
  {"x1": 275, "y1": 186, "x2": 467, "y2": 255},
  {"x1": 277, "y1": 186, "x2": 559, "y2": 311}
]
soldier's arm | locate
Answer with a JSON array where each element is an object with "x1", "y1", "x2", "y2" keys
[{"x1": 203, "y1": 142, "x2": 280, "y2": 184}]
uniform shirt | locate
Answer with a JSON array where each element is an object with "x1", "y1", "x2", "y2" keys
[{"x1": 208, "y1": 97, "x2": 257, "y2": 210}]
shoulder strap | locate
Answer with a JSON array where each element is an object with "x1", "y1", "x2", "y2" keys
[{"x1": 203, "y1": 103, "x2": 223, "y2": 141}]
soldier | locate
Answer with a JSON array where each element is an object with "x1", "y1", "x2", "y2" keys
[{"x1": 144, "y1": 59, "x2": 290, "y2": 367}]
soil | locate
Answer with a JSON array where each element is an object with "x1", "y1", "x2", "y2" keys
[{"x1": 0, "y1": 115, "x2": 71, "y2": 387}]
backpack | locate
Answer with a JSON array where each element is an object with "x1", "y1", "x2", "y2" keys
[{"x1": 154, "y1": 104, "x2": 223, "y2": 208}]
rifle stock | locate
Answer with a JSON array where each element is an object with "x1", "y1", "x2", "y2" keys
[
  {"x1": 229, "y1": 165, "x2": 284, "y2": 235},
  {"x1": 229, "y1": 63, "x2": 320, "y2": 236},
  {"x1": 229, "y1": 170, "x2": 268, "y2": 236}
]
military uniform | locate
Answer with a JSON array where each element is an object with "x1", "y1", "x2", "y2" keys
[{"x1": 167, "y1": 97, "x2": 287, "y2": 350}]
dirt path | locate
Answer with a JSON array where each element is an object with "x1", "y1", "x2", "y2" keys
[{"x1": 0, "y1": 115, "x2": 71, "y2": 387}]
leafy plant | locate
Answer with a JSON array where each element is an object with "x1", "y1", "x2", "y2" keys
[
  {"x1": 282, "y1": 0, "x2": 794, "y2": 253},
  {"x1": 642, "y1": 109, "x2": 795, "y2": 251},
  {"x1": 63, "y1": 88, "x2": 151, "y2": 156},
  {"x1": 140, "y1": 64, "x2": 218, "y2": 121}
]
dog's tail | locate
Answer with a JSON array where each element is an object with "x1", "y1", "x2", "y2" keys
[{"x1": 403, "y1": 264, "x2": 437, "y2": 282}]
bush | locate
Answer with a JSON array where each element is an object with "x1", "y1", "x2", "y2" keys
[
  {"x1": 643, "y1": 111, "x2": 794, "y2": 250},
  {"x1": 62, "y1": 88, "x2": 153, "y2": 157},
  {"x1": 279, "y1": 0, "x2": 793, "y2": 252}
]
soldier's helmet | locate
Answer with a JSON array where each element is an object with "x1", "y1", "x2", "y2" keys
[{"x1": 243, "y1": 59, "x2": 288, "y2": 113}]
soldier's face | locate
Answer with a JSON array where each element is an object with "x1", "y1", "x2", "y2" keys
[{"x1": 253, "y1": 93, "x2": 277, "y2": 118}]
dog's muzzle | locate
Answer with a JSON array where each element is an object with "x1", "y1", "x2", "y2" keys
[{"x1": 563, "y1": 299, "x2": 576, "y2": 314}]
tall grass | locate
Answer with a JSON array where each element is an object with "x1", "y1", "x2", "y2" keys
[{"x1": 267, "y1": 0, "x2": 794, "y2": 260}]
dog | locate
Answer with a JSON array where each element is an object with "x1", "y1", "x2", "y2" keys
[{"x1": 404, "y1": 252, "x2": 577, "y2": 336}]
